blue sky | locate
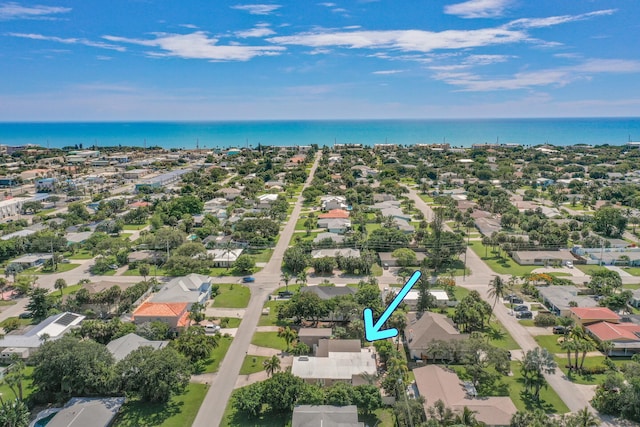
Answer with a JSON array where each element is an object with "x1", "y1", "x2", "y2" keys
[{"x1": 1, "y1": 0, "x2": 639, "y2": 120}]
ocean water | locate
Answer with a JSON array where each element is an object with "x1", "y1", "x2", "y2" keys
[{"x1": 0, "y1": 118, "x2": 639, "y2": 149}]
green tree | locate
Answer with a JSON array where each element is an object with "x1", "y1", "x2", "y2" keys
[
  {"x1": 31, "y1": 336, "x2": 115, "y2": 401},
  {"x1": 296, "y1": 270, "x2": 308, "y2": 286},
  {"x1": 283, "y1": 246, "x2": 308, "y2": 274},
  {"x1": 233, "y1": 254, "x2": 255, "y2": 274},
  {"x1": 171, "y1": 326, "x2": 219, "y2": 363},
  {"x1": 520, "y1": 347, "x2": 556, "y2": 401},
  {"x1": 352, "y1": 384, "x2": 382, "y2": 415},
  {"x1": 262, "y1": 355, "x2": 281, "y2": 377},
  {"x1": 116, "y1": 346, "x2": 191, "y2": 402},
  {"x1": 138, "y1": 263, "x2": 150, "y2": 281},
  {"x1": 260, "y1": 372, "x2": 304, "y2": 412},
  {"x1": 566, "y1": 407, "x2": 601, "y2": 427},
  {"x1": 277, "y1": 326, "x2": 298, "y2": 351},
  {"x1": 391, "y1": 248, "x2": 417, "y2": 267},
  {"x1": 326, "y1": 382, "x2": 352, "y2": 406},
  {"x1": 26, "y1": 288, "x2": 53, "y2": 321},
  {"x1": 188, "y1": 302, "x2": 206, "y2": 325},
  {"x1": 593, "y1": 206, "x2": 628, "y2": 238},
  {"x1": 0, "y1": 399, "x2": 30, "y2": 427},
  {"x1": 487, "y1": 275, "x2": 508, "y2": 317},
  {"x1": 54, "y1": 278, "x2": 67, "y2": 297},
  {"x1": 281, "y1": 271, "x2": 292, "y2": 291},
  {"x1": 388, "y1": 311, "x2": 407, "y2": 350},
  {"x1": 232, "y1": 383, "x2": 263, "y2": 418}
]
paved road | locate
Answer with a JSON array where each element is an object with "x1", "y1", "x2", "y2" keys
[{"x1": 191, "y1": 152, "x2": 321, "y2": 427}]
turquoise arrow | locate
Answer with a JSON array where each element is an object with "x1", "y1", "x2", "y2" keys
[{"x1": 363, "y1": 270, "x2": 422, "y2": 342}]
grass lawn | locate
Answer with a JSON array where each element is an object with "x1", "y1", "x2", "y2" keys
[
  {"x1": 419, "y1": 194, "x2": 434, "y2": 203},
  {"x1": 38, "y1": 263, "x2": 81, "y2": 274},
  {"x1": 221, "y1": 399, "x2": 291, "y2": 427},
  {"x1": 248, "y1": 248, "x2": 274, "y2": 264},
  {"x1": 295, "y1": 217, "x2": 310, "y2": 231},
  {"x1": 548, "y1": 272, "x2": 571, "y2": 278},
  {"x1": 620, "y1": 267, "x2": 640, "y2": 277},
  {"x1": 519, "y1": 319, "x2": 536, "y2": 327},
  {"x1": 64, "y1": 249, "x2": 94, "y2": 260},
  {"x1": 201, "y1": 335, "x2": 233, "y2": 373},
  {"x1": 0, "y1": 299, "x2": 15, "y2": 306},
  {"x1": 0, "y1": 366, "x2": 34, "y2": 401},
  {"x1": 576, "y1": 265, "x2": 609, "y2": 276},
  {"x1": 366, "y1": 223, "x2": 382, "y2": 233},
  {"x1": 209, "y1": 267, "x2": 243, "y2": 277},
  {"x1": 534, "y1": 335, "x2": 565, "y2": 354},
  {"x1": 258, "y1": 301, "x2": 292, "y2": 327},
  {"x1": 101, "y1": 269, "x2": 117, "y2": 276},
  {"x1": 50, "y1": 283, "x2": 83, "y2": 297},
  {"x1": 487, "y1": 320, "x2": 520, "y2": 350},
  {"x1": 113, "y1": 383, "x2": 208, "y2": 427},
  {"x1": 239, "y1": 355, "x2": 268, "y2": 375},
  {"x1": 120, "y1": 232, "x2": 133, "y2": 239},
  {"x1": 211, "y1": 284, "x2": 250, "y2": 308},
  {"x1": 504, "y1": 361, "x2": 570, "y2": 414},
  {"x1": 251, "y1": 331, "x2": 288, "y2": 351},
  {"x1": 553, "y1": 355, "x2": 630, "y2": 385},
  {"x1": 273, "y1": 284, "x2": 302, "y2": 295},
  {"x1": 123, "y1": 222, "x2": 149, "y2": 230},
  {"x1": 371, "y1": 263, "x2": 383, "y2": 277},
  {"x1": 214, "y1": 317, "x2": 242, "y2": 328},
  {"x1": 468, "y1": 241, "x2": 538, "y2": 276},
  {"x1": 0, "y1": 317, "x2": 33, "y2": 329}
]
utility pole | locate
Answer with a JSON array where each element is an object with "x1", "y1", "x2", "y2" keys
[{"x1": 50, "y1": 239, "x2": 57, "y2": 272}]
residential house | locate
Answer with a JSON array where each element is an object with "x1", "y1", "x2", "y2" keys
[
  {"x1": 65, "y1": 231, "x2": 93, "y2": 245},
  {"x1": 291, "y1": 345, "x2": 377, "y2": 386},
  {"x1": 302, "y1": 285, "x2": 357, "y2": 301},
  {"x1": 538, "y1": 286, "x2": 597, "y2": 317},
  {"x1": 404, "y1": 311, "x2": 467, "y2": 360},
  {"x1": 379, "y1": 207, "x2": 411, "y2": 222},
  {"x1": 630, "y1": 289, "x2": 640, "y2": 308},
  {"x1": 317, "y1": 218, "x2": 350, "y2": 234},
  {"x1": 414, "y1": 365, "x2": 517, "y2": 427},
  {"x1": 382, "y1": 289, "x2": 450, "y2": 310},
  {"x1": 569, "y1": 307, "x2": 621, "y2": 326},
  {"x1": 45, "y1": 397, "x2": 126, "y2": 427},
  {"x1": 292, "y1": 405, "x2": 363, "y2": 427},
  {"x1": 310, "y1": 248, "x2": 360, "y2": 259},
  {"x1": 474, "y1": 217, "x2": 502, "y2": 236},
  {"x1": 378, "y1": 251, "x2": 426, "y2": 267},
  {"x1": 315, "y1": 338, "x2": 361, "y2": 357},
  {"x1": 0, "y1": 312, "x2": 85, "y2": 360},
  {"x1": 131, "y1": 302, "x2": 190, "y2": 329},
  {"x1": 219, "y1": 188, "x2": 241, "y2": 201},
  {"x1": 320, "y1": 195, "x2": 347, "y2": 211},
  {"x1": 257, "y1": 193, "x2": 279, "y2": 209},
  {"x1": 149, "y1": 273, "x2": 212, "y2": 305},
  {"x1": 298, "y1": 328, "x2": 333, "y2": 350},
  {"x1": 586, "y1": 322, "x2": 640, "y2": 356},
  {"x1": 394, "y1": 218, "x2": 415, "y2": 233},
  {"x1": 313, "y1": 232, "x2": 345, "y2": 245},
  {"x1": 10, "y1": 253, "x2": 52, "y2": 268},
  {"x1": 318, "y1": 209, "x2": 349, "y2": 219},
  {"x1": 512, "y1": 250, "x2": 575, "y2": 266},
  {"x1": 127, "y1": 250, "x2": 160, "y2": 265},
  {"x1": 205, "y1": 248, "x2": 244, "y2": 268},
  {"x1": 106, "y1": 333, "x2": 168, "y2": 361}
]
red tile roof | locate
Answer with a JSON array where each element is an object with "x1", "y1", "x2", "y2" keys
[
  {"x1": 587, "y1": 322, "x2": 640, "y2": 342},
  {"x1": 570, "y1": 307, "x2": 621, "y2": 321},
  {"x1": 133, "y1": 302, "x2": 188, "y2": 318},
  {"x1": 130, "y1": 201, "x2": 151, "y2": 208},
  {"x1": 318, "y1": 209, "x2": 350, "y2": 219}
]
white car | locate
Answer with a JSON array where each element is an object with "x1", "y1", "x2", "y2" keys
[{"x1": 565, "y1": 261, "x2": 574, "y2": 268}]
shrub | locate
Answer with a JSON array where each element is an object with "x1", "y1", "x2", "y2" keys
[
  {"x1": 582, "y1": 365, "x2": 607, "y2": 375},
  {"x1": 534, "y1": 313, "x2": 557, "y2": 327}
]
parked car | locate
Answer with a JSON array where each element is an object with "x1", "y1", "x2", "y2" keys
[
  {"x1": 278, "y1": 291, "x2": 294, "y2": 299},
  {"x1": 60, "y1": 258, "x2": 71, "y2": 264},
  {"x1": 205, "y1": 324, "x2": 221, "y2": 332},
  {"x1": 565, "y1": 261, "x2": 574, "y2": 268},
  {"x1": 553, "y1": 326, "x2": 567, "y2": 334},
  {"x1": 506, "y1": 296, "x2": 524, "y2": 304},
  {"x1": 516, "y1": 311, "x2": 533, "y2": 319},
  {"x1": 108, "y1": 264, "x2": 119, "y2": 270},
  {"x1": 513, "y1": 305, "x2": 528, "y2": 312},
  {"x1": 242, "y1": 276, "x2": 255, "y2": 283},
  {"x1": 18, "y1": 312, "x2": 33, "y2": 319}
]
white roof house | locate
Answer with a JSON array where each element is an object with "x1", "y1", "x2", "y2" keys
[
  {"x1": 291, "y1": 350, "x2": 377, "y2": 385},
  {"x1": 150, "y1": 273, "x2": 212, "y2": 305},
  {"x1": 205, "y1": 248, "x2": 244, "y2": 267},
  {"x1": 311, "y1": 248, "x2": 360, "y2": 259}
]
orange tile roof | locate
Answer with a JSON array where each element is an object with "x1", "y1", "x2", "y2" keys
[
  {"x1": 318, "y1": 209, "x2": 350, "y2": 219},
  {"x1": 177, "y1": 312, "x2": 191, "y2": 328},
  {"x1": 133, "y1": 302, "x2": 188, "y2": 318},
  {"x1": 130, "y1": 201, "x2": 151, "y2": 208},
  {"x1": 570, "y1": 307, "x2": 621, "y2": 321},
  {"x1": 587, "y1": 322, "x2": 640, "y2": 342}
]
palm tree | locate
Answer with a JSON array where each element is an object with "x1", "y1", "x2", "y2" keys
[
  {"x1": 277, "y1": 326, "x2": 297, "y2": 352},
  {"x1": 0, "y1": 278, "x2": 7, "y2": 301},
  {"x1": 54, "y1": 278, "x2": 67, "y2": 297},
  {"x1": 600, "y1": 340, "x2": 615, "y2": 359},
  {"x1": 487, "y1": 275, "x2": 507, "y2": 317},
  {"x1": 262, "y1": 355, "x2": 281, "y2": 377},
  {"x1": 570, "y1": 407, "x2": 601, "y2": 427},
  {"x1": 560, "y1": 338, "x2": 576, "y2": 370},
  {"x1": 281, "y1": 271, "x2": 292, "y2": 292},
  {"x1": 296, "y1": 270, "x2": 307, "y2": 287},
  {"x1": 219, "y1": 241, "x2": 236, "y2": 271},
  {"x1": 454, "y1": 406, "x2": 481, "y2": 426},
  {"x1": 579, "y1": 338, "x2": 597, "y2": 371},
  {"x1": 389, "y1": 311, "x2": 408, "y2": 350}
]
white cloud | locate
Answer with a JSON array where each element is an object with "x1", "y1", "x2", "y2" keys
[
  {"x1": 7, "y1": 32, "x2": 125, "y2": 51},
  {"x1": 0, "y1": 2, "x2": 70, "y2": 20},
  {"x1": 465, "y1": 54, "x2": 512, "y2": 65},
  {"x1": 433, "y1": 58, "x2": 640, "y2": 91},
  {"x1": 444, "y1": 0, "x2": 512, "y2": 19},
  {"x1": 235, "y1": 24, "x2": 275, "y2": 38},
  {"x1": 372, "y1": 69, "x2": 404, "y2": 75},
  {"x1": 317, "y1": 2, "x2": 336, "y2": 6},
  {"x1": 103, "y1": 31, "x2": 284, "y2": 61},
  {"x1": 269, "y1": 28, "x2": 526, "y2": 53},
  {"x1": 231, "y1": 4, "x2": 281, "y2": 15},
  {"x1": 505, "y1": 9, "x2": 616, "y2": 29}
]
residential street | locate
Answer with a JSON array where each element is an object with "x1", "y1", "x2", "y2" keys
[{"x1": 191, "y1": 152, "x2": 321, "y2": 427}]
